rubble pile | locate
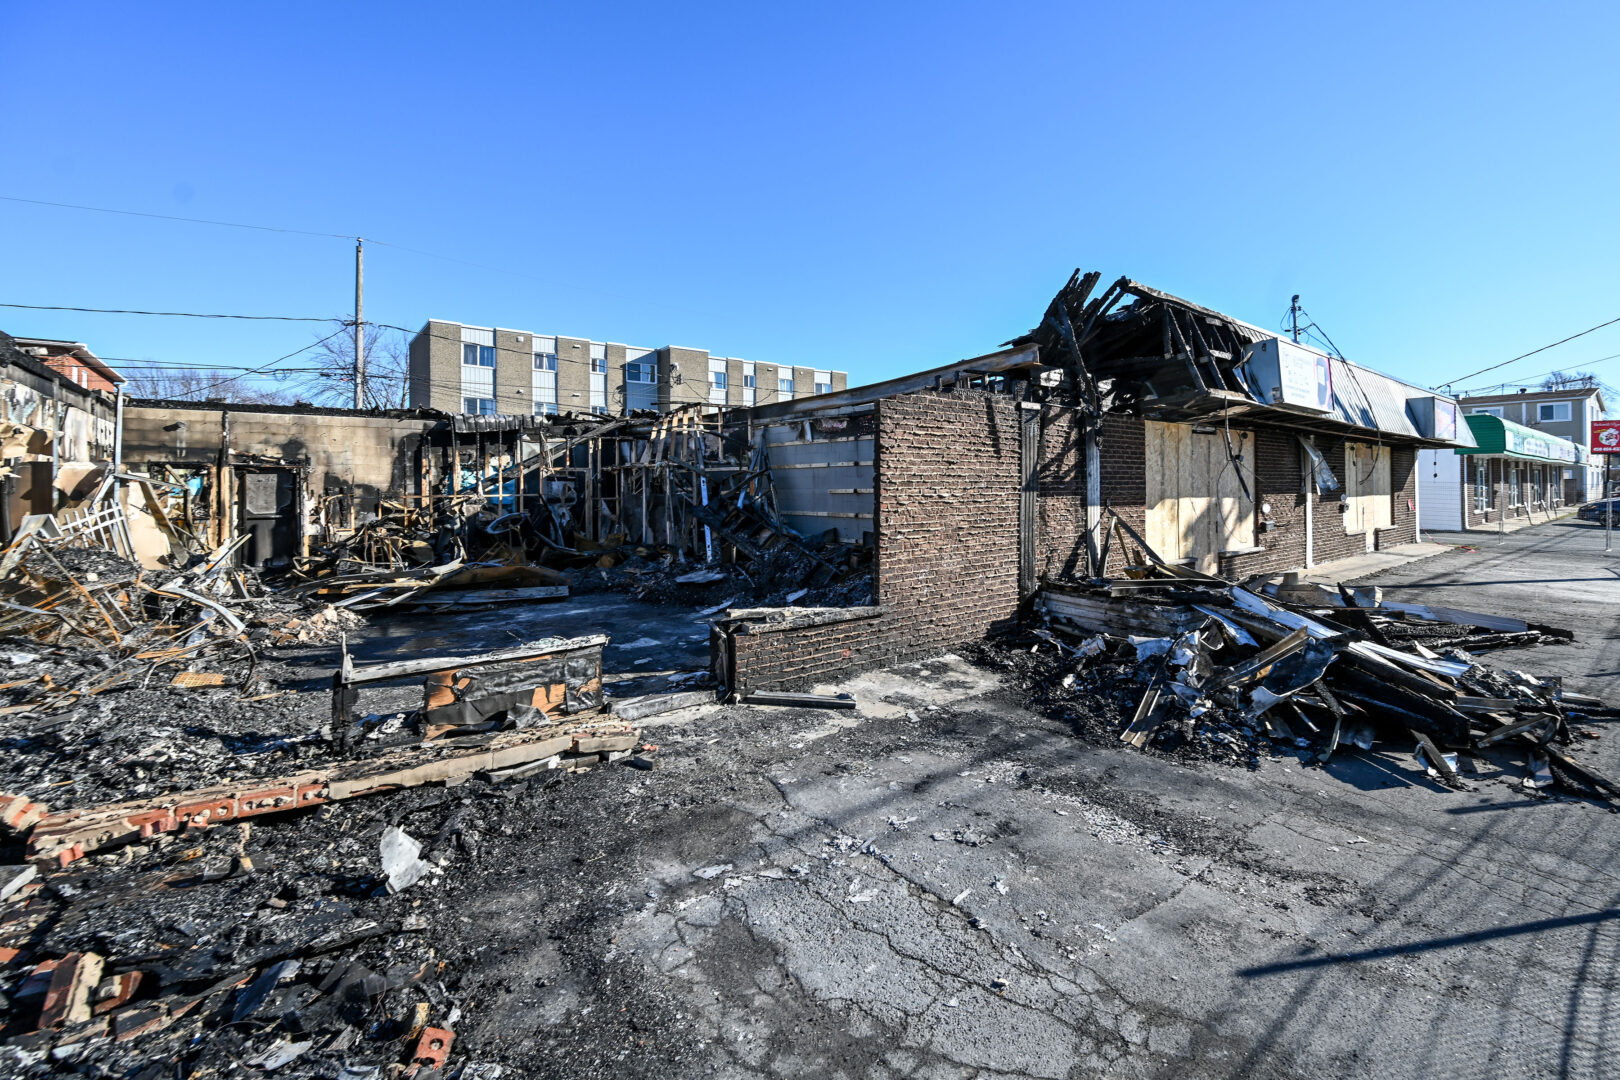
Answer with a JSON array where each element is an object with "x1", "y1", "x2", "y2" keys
[
  {"x1": 1019, "y1": 561, "x2": 1620, "y2": 799},
  {"x1": 0, "y1": 502, "x2": 659, "y2": 1075},
  {"x1": 0, "y1": 763, "x2": 628, "y2": 1080}
]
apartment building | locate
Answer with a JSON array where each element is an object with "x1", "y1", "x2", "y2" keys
[
  {"x1": 407, "y1": 319, "x2": 847, "y2": 418},
  {"x1": 1456, "y1": 386, "x2": 1607, "y2": 501}
]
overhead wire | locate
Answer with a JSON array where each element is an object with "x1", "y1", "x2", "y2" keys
[
  {"x1": 0, "y1": 194, "x2": 358, "y2": 240},
  {"x1": 1440, "y1": 315, "x2": 1620, "y2": 389},
  {"x1": 0, "y1": 303, "x2": 331, "y2": 323}
]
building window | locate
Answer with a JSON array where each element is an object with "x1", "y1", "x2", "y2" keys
[
  {"x1": 591, "y1": 405, "x2": 609, "y2": 416},
  {"x1": 743, "y1": 373, "x2": 756, "y2": 388},
  {"x1": 589, "y1": 342, "x2": 607, "y2": 374},
  {"x1": 813, "y1": 370, "x2": 832, "y2": 395},
  {"x1": 626, "y1": 361, "x2": 657, "y2": 383},
  {"x1": 463, "y1": 344, "x2": 495, "y2": 367},
  {"x1": 533, "y1": 352, "x2": 557, "y2": 371},
  {"x1": 814, "y1": 380, "x2": 832, "y2": 394},
  {"x1": 1474, "y1": 461, "x2": 1489, "y2": 511},
  {"x1": 779, "y1": 377, "x2": 794, "y2": 394},
  {"x1": 711, "y1": 370, "x2": 728, "y2": 390},
  {"x1": 463, "y1": 397, "x2": 497, "y2": 415},
  {"x1": 1538, "y1": 402, "x2": 1571, "y2": 422},
  {"x1": 1470, "y1": 406, "x2": 1503, "y2": 417},
  {"x1": 533, "y1": 401, "x2": 558, "y2": 416},
  {"x1": 1510, "y1": 466, "x2": 1522, "y2": 506}
]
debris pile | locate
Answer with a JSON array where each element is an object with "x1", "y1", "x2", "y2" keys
[
  {"x1": 277, "y1": 405, "x2": 875, "y2": 617},
  {"x1": 0, "y1": 622, "x2": 650, "y2": 1075},
  {"x1": 1017, "y1": 536, "x2": 1618, "y2": 800}
]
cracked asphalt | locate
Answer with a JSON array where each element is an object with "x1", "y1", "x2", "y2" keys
[{"x1": 408, "y1": 520, "x2": 1620, "y2": 1078}]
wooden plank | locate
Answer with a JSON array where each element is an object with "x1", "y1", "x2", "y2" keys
[
  {"x1": 342, "y1": 634, "x2": 608, "y2": 686},
  {"x1": 741, "y1": 691, "x2": 857, "y2": 709}
]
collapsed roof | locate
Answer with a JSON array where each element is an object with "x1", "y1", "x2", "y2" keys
[{"x1": 1010, "y1": 271, "x2": 1474, "y2": 448}]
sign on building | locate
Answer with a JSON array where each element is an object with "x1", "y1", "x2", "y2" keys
[{"x1": 1593, "y1": 420, "x2": 1620, "y2": 454}]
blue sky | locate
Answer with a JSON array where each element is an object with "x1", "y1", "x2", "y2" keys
[{"x1": 3, "y1": 2, "x2": 1619, "y2": 401}]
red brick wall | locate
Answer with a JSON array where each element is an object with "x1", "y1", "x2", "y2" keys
[{"x1": 724, "y1": 390, "x2": 1024, "y2": 693}]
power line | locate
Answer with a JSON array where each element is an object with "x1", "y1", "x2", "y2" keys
[
  {"x1": 1441, "y1": 316, "x2": 1620, "y2": 389},
  {"x1": 1456, "y1": 352, "x2": 1620, "y2": 395},
  {"x1": 0, "y1": 194, "x2": 357, "y2": 240},
  {"x1": 0, "y1": 302, "x2": 331, "y2": 323}
]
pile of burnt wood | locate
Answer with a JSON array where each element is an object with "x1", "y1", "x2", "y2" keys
[{"x1": 1035, "y1": 565, "x2": 1619, "y2": 798}]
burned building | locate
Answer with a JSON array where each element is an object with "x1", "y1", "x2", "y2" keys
[
  {"x1": 712, "y1": 272, "x2": 1473, "y2": 694},
  {"x1": 0, "y1": 332, "x2": 122, "y2": 539}
]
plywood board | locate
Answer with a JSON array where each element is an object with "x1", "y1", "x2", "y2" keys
[{"x1": 1144, "y1": 422, "x2": 1256, "y2": 575}]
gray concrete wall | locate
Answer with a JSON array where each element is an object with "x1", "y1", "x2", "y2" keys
[
  {"x1": 123, "y1": 405, "x2": 438, "y2": 499},
  {"x1": 556, "y1": 336, "x2": 592, "y2": 415},
  {"x1": 753, "y1": 362, "x2": 781, "y2": 405},
  {"x1": 412, "y1": 319, "x2": 464, "y2": 411},
  {"x1": 661, "y1": 347, "x2": 710, "y2": 410},
  {"x1": 494, "y1": 328, "x2": 531, "y2": 415},
  {"x1": 726, "y1": 359, "x2": 747, "y2": 407},
  {"x1": 408, "y1": 325, "x2": 432, "y2": 408},
  {"x1": 792, "y1": 366, "x2": 815, "y2": 400}
]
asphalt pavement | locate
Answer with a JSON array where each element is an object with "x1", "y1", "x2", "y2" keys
[{"x1": 436, "y1": 522, "x2": 1620, "y2": 1078}]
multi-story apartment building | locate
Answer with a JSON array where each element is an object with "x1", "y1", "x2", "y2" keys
[
  {"x1": 407, "y1": 319, "x2": 847, "y2": 418},
  {"x1": 1456, "y1": 386, "x2": 1608, "y2": 501}
]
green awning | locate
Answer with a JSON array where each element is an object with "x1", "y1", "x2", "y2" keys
[{"x1": 1456, "y1": 413, "x2": 1580, "y2": 464}]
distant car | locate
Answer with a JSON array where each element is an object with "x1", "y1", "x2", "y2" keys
[{"x1": 1578, "y1": 499, "x2": 1620, "y2": 522}]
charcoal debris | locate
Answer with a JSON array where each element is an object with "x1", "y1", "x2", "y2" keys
[{"x1": 998, "y1": 548, "x2": 1620, "y2": 800}]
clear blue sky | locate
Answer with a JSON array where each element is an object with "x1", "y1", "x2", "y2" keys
[{"x1": 4, "y1": 2, "x2": 1618, "y2": 401}]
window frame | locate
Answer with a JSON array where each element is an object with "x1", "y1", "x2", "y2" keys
[
  {"x1": 463, "y1": 396, "x2": 497, "y2": 416},
  {"x1": 1537, "y1": 401, "x2": 1571, "y2": 422},
  {"x1": 533, "y1": 351, "x2": 557, "y2": 372},
  {"x1": 626, "y1": 360, "x2": 657, "y2": 384},
  {"x1": 710, "y1": 370, "x2": 728, "y2": 390},
  {"x1": 778, "y1": 377, "x2": 795, "y2": 395},
  {"x1": 1470, "y1": 406, "x2": 1504, "y2": 417},
  {"x1": 463, "y1": 343, "x2": 495, "y2": 368}
]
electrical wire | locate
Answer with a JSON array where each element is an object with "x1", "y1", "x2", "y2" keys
[
  {"x1": 0, "y1": 194, "x2": 358, "y2": 240},
  {"x1": 0, "y1": 303, "x2": 331, "y2": 323},
  {"x1": 1441, "y1": 315, "x2": 1620, "y2": 389}
]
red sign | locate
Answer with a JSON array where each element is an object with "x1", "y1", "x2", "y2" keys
[{"x1": 1594, "y1": 420, "x2": 1620, "y2": 454}]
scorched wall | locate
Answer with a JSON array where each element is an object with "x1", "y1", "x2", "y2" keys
[{"x1": 723, "y1": 390, "x2": 1024, "y2": 693}]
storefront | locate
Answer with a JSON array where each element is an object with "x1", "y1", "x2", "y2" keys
[{"x1": 1418, "y1": 414, "x2": 1580, "y2": 531}]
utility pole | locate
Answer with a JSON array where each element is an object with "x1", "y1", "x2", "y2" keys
[
  {"x1": 1606, "y1": 455, "x2": 1613, "y2": 553},
  {"x1": 353, "y1": 238, "x2": 365, "y2": 410},
  {"x1": 1289, "y1": 295, "x2": 1302, "y2": 342}
]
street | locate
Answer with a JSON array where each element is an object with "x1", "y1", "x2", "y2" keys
[{"x1": 386, "y1": 520, "x2": 1620, "y2": 1078}]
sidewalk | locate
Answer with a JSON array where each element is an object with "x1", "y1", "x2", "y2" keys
[
  {"x1": 1444, "y1": 507, "x2": 1577, "y2": 536},
  {"x1": 1300, "y1": 541, "x2": 1454, "y2": 585}
]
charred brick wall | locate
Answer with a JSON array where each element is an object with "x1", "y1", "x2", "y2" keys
[
  {"x1": 1098, "y1": 414, "x2": 1147, "y2": 576},
  {"x1": 1037, "y1": 407, "x2": 1088, "y2": 582},
  {"x1": 1220, "y1": 428, "x2": 1307, "y2": 578},
  {"x1": 724, "y1": 390, "x2": 1024, "y2": 693},
  {"x1": 1374, "y1": 446, "x2": 1419, "y2": 549}
]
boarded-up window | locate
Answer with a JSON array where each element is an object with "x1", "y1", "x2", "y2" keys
[
  {"x1": 1344, "y1": 442, "x2": 1392, "y2": 534},
  {"x1": 1144, "y1": 421, "x2": 1256, "y2": 574}
]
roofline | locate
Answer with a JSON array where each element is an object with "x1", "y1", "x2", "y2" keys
[
  {"x1": 1115, "y1": 279, "x2": 1457, "y2": 409},
  {"x1": 9, "y1": 337, "x2": 126, "y2": 384}
]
